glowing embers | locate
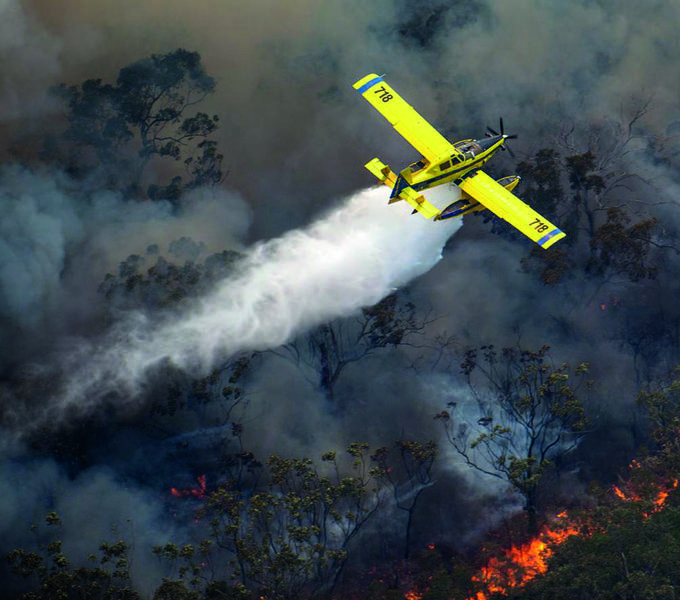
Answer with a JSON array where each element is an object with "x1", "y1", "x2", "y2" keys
[
  {"x1": 470, "y1": 518, "x2": 579, "y2": 599},
  {"x1": 170, "y1": 474, "x2": 207, "y2": 498}
]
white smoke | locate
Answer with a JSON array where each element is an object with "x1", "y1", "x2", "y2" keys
[
  {"x1": 0, "y1": 0, "x2": 63, "y2": 122},
  {"x1": 57, "y1": 185, "x2": 461, "y2": 416}
]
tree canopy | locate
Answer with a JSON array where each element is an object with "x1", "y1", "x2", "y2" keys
[{"x1": 50, "y1": 48, "x2": 224, "y2": 201}]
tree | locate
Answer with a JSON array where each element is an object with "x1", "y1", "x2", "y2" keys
[
  {"x1": 52, "y1": 48, "x2": 224, "y2": 199},
  {"x1": 7, "y1": 512, "x2": 140, "y2": 600},
  {"x1": 564, "y1": 150, "x2": 607, "y2": 242},
  {"x1": 638, "y1": 366, "x2": 680, "y2": 477},
  {"x1": 518, "y1": 149, "x2": 661, "y2": 287},
  {"x1": 397, "y1": 0, "x2": 485, "y2": 48},
  {"x1": 274, "y1": 293, "x2": 434, "y2": 401},
  {"x1": 516, "y1": 100, "x2": 666, "y2": 288},
  {"x1": 436, "y1": 345, "x2": 590, "y2": 533},
  {"x1": 9, "y1": 448, "x2": 387, "y2": 600},
  {"x1": 196, "y1": 444, "x2": 386, "y2": 600},
  {"x1": 512, "y1": 501, "x2": 680, "y2": 600},
  {"x1": 514, "y1": 410, "x2": 680, "y2": 600},
  {"x1": 98, "y1": 245, "x2": 242, "y2": 313},
  {"x1": 372, "y1": 441, "x2": 438, "y2": 560},
  {"x1": 516, "y1": 148, "x2": 565, "y2": 222},
  {"x1": 587, "y1": 206, "x2": 658, "y2": 282},
  {"x1": 151, "y1": 540, "x2": 246, "y2": 600}
]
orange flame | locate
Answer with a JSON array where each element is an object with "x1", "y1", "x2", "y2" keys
[
  {"x1": 655, "y1": 479, "x2": 678, "y2": 509},
  {"x1": 470, "y1": 522, "x2": 579, "y2": 599},
  {"x1": 170, "y1": 474, "x2": 207, "y2": 498},
  {"x1": 390, "y1": 466, "x2": 678, "y2": 600},
  {"x1": 612, "y1": 485, "x2": 630, "y2": 501},
  {"x1": 611, "y1": 477, "x2": 677, "y2": 517}
]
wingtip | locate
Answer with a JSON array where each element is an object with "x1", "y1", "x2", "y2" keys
[
  {"x1": 541, "y1": 231, "x2": 566, "y2": 250},
  {"x1": 352, "y1": 73, "x2": 381, "y2": 90}
]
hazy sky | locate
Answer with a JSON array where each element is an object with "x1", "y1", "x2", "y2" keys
[{"x1": 8, "y1": 0, "x2": 680, "y2": 234}]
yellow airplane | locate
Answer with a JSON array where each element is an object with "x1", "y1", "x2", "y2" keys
[{"x1": 353, "y1": 73, "x2": 565, "y2": 249}]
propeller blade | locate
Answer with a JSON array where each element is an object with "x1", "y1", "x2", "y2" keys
[
  {"x1": 506, "y1": 145, "x2": 516, "y2": 158},
  {"x1": 500, "y1": 117, "x2": 504, "y2": 135},
  {"x1": 487, "y1": 126, "x2": 499, "y2": 136},
  {"x1": 505, "y1": 134, "x2": 518, "y2": 140}
]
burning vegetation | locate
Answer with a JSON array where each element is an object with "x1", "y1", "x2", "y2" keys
[
  {"x1": 156, "y1": 435, "x2": 680, "y2": 600},
  {"x1": 394, "y1": 456, "x2": 680, "y2": 600},
  {"x1": 469, "y1": 520, "x2": 580, "y2": 599}
]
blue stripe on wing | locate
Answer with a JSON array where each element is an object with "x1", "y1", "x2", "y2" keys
[
  {"x1": 357, "y1": 76, "x2": 384, "y2": 94},
  {"x1": 538, "y1": 228, "x2": 563, "y2": 246}
]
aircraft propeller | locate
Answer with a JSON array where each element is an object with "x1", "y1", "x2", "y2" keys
[{"x1": 486, "y1": 117, "x2": 517, "y2": 157}]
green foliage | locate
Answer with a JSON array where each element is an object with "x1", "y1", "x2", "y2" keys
[
  {"x1": 51, "y1": 48, "x2": 223, "y2": 198},
  {"x1": 9, "y1": 447, "x2": 386, "y2": 600},
  {"x1": 521, "y1": 245, "x2": 571, "y2": 286},
  {"x1": 504, "y1": 366, "x2": 680, "y2": 599},
  {"x1": 638, "y1": 367, "x2": 680, "y2": 476},
  {"x1": 342, "y1": 543, "x2": 477, "y2": 600},
  {"x1": 361, "y1": 293, "x2": 418, "y2": 348},
  {"x1": 518, "y1": 147, "x2": 659, "y2": 286},
  {"x1": 514, "y1": 485, "x2": 680, "y2": 600},
  {"x1": 151, "y1": 541, "x2": 217, "y2": 600},
  {"x1": 7, "y1": 513, "x2": 140, "y2": 600},
  {"x1": 99, "y1": 246, "x2": 242, "y2": 313},
  {"x1": 437, "y1": 346, "x2": 590, "y2": 530},
  {"x1": 565, "y1": 151, "x2": 606, "y2": 195},
  {"x1": 197, "y1": 444, "x2": 386, "y2": 600},
  {"x1": 516, "y1": 148, "x2": 576, "y2": 284}
]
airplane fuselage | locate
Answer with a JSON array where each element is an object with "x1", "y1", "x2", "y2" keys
[
  {"x1": 392, "y1": 135, "x2": 506, "y2": 199},
  {"x1": 379, "y1": 135, "x2": 522, "y2": 221}
]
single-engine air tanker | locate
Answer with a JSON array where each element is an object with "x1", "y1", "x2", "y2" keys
[{"x1": 353, "y1": 73, "x2": 565, "y2": 249}]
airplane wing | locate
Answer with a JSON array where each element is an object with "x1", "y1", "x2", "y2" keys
[
  {"x1": 353, "y1": 74, "x2": 459, "y2": 163},
  {"x1": 457, "y1": 170, "x2": 565, "y2": 249}
]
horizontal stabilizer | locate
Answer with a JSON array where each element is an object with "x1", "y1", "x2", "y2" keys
[
  {"x1": 364, "y1": 157, "x2": 398, "y2": 195},
  {"x1": 398, "y1": 186, "x2": 440, "y2": 219}
]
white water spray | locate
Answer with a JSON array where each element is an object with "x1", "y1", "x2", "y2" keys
[{"x1": 59, "y1": 185, "x2": 461, "y2": 414}]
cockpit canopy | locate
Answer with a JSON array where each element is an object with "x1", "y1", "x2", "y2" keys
[{"x1": 453, "y1": 139, "x2": 483, "y2": 160}]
